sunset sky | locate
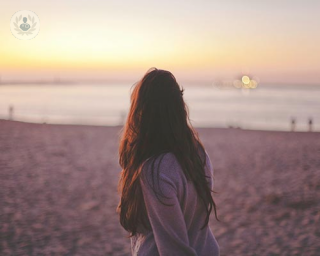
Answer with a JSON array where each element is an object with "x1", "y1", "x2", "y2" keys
[{"x1": 1, "y1": 0, "x2": 320, "y2": 85}]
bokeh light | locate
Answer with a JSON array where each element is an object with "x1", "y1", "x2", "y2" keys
[{"x1": 242, "y1": 76, "x2": 251, "y2": 85}]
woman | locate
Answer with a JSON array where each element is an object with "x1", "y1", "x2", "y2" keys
[{"x1": 117, "y1": 68, "x2": 220, "y2": 256}]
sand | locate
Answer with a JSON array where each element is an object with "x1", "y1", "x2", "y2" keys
[{"x1": 0, "y1": 120, "x2": 319, "y2": 256}]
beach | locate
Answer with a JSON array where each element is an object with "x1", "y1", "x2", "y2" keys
[{"x1": 0, "y1": 120, "x2": 319, "y2": 256}]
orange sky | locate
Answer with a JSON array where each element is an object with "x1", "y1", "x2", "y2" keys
[{"x1": 1, "y1": 0, "x2": 320, "y2": 85}]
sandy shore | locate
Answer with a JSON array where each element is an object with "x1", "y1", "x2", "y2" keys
[{"x1": 0, "y1": 120, "x2": 319, "y2": 256}]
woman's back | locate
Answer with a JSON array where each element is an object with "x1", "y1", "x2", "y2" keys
[{"x1": 131, "y1": 151, "x2": 220, "y2": 256}]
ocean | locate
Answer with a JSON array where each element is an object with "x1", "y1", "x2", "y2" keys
[{"x1": 0, "y1": 83, "x2": 319, "y2": 132}]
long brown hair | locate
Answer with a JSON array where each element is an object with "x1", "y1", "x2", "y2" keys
[{"x1": 117, "y1": 67, "x2": 218, "y2": 237}]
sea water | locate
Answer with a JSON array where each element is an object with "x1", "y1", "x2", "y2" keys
[{"x1": 0, "y1": 83, "x2": 319, "y2": 132}]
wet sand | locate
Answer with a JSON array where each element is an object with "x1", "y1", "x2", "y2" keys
[{"x1": 0, "y1": 120, "x2": 319, "y2": 255}]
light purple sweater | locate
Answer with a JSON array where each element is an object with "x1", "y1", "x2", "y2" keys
[{"x1": 130, "y1": 151, "x2": 220, "y2": 256}]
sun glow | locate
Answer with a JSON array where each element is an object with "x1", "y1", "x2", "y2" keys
[{"x1": 1, "y1": 0, "x2": 320, "y2": 83}]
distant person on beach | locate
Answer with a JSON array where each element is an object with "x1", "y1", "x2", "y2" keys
[
  {"x1": 308, "y1": 118, "x2": 313, "y2": 132},
  {"x1": 291, "y1": 117, "x2": 296, "y2": 132},
  {"x1": 117, "y1": 68, "x2": 220, "y2": 256},
  {"x1": 8, "y1": 105, "x2": 14, "y2": 121}
]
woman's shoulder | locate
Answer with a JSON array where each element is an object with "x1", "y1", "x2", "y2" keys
[
  {"x1": 145, "y1": 151, "x2": 177, "y2": 164},
  {"x1": 140, "y1": 149, "x2": 215, "y2": 193},
  {"x1": 142, "y1": 152, "x2": 181, "y2": 177},
  {"x1": 204, "y1": 150, "x2": 213, "y2": 172},
  {"x1": 140, "y1": 152, "x2": 185, "y2": 188},
  {"x1": 203, "y1": 150, "x2": 215, "y2": 189},
  {"x1": 142, "y1": 150, "x2": 213, "y2": 176}
]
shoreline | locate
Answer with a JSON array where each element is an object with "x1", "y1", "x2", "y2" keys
[{"x1": 1, "y1": 118, "x2": 318, "y2": 134}]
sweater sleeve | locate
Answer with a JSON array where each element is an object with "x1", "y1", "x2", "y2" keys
[{"x1": 139, "y1": 158, "x2": 198, "y2": 256}]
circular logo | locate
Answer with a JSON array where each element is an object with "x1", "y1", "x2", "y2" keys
[{"x1": 10, "y1": 10, "x2": 40, "y2": 40}]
